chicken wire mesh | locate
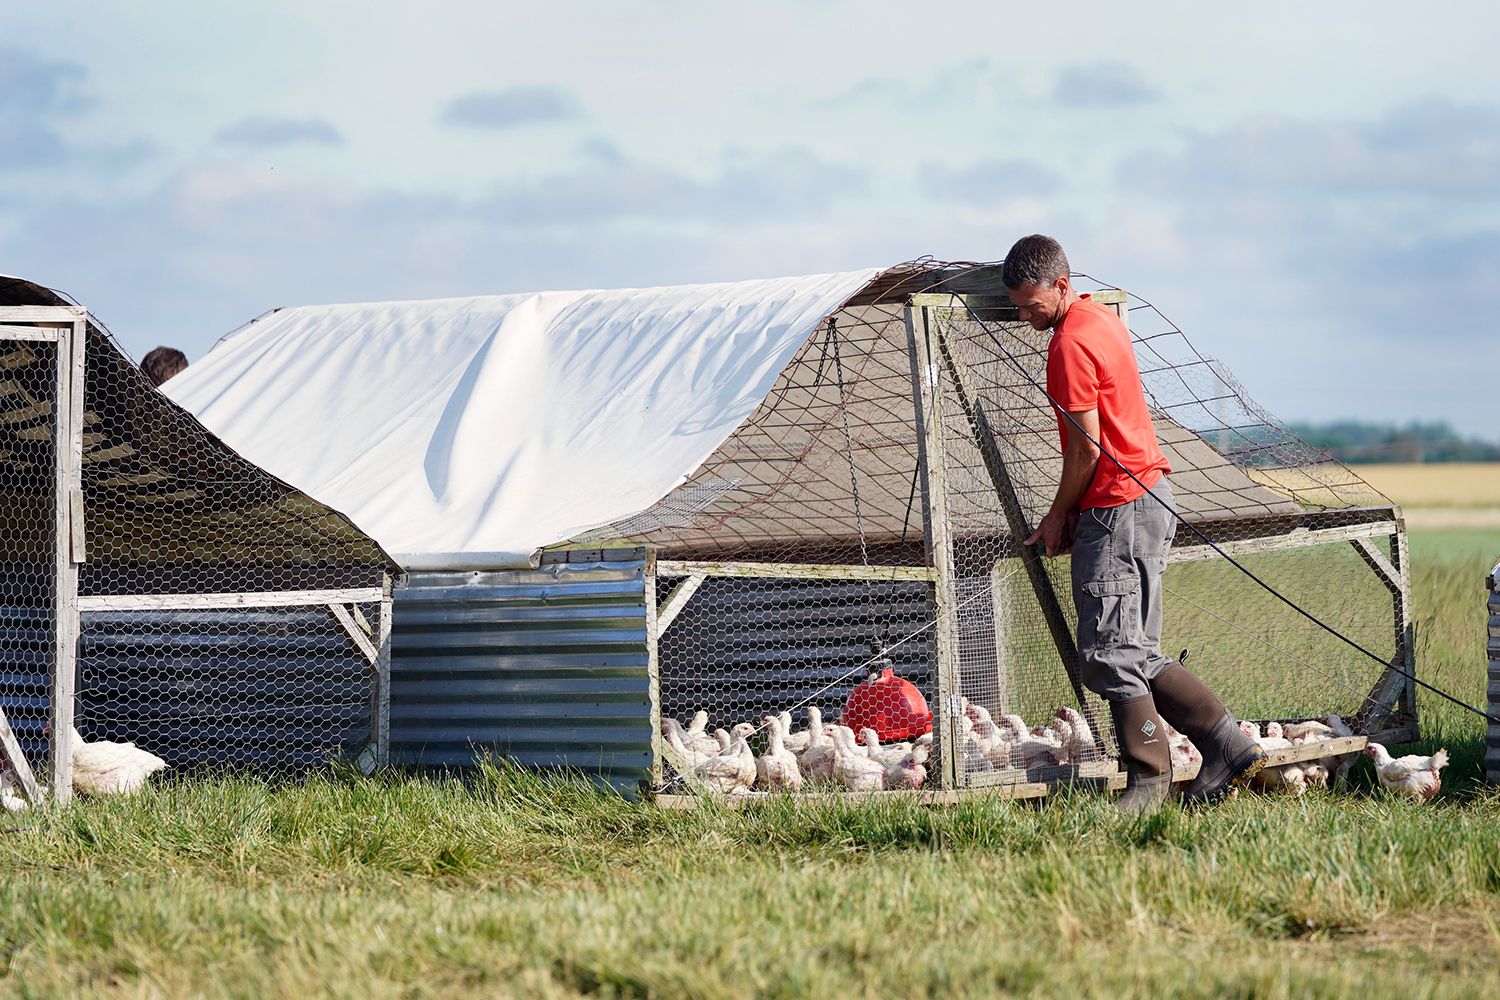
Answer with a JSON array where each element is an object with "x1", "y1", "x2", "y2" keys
[
  {"x1": 600, "y1": 261, "x2": 1409, "y2": 793},
  {"x1": 0, "y1": 280, "x2": 400, "y2": 790},
  {"x1": 74, "y1": 320, "x2": 396, "y2": 775},
  {"x1": 77, "y1": 602, "x2": 385, "y2": 773},
  {"x1": 0, "y1": 334, "x2": 61, "y2": 780}
]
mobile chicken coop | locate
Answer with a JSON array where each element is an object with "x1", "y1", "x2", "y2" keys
[
  {"x1": 164, "y1": 262, "x2": 1416, "y2": 796},
  {"x1": 0, "y1": 276, "x2": 399, "y2": 806}
]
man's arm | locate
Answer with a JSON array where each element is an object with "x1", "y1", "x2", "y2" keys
[{"x1": 1023, "y1": 408, "x2": 1101, "y2": 557}]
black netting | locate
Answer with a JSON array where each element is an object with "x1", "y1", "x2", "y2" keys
[{"x1": 632, "y1": 262, "x2": 1407, "y2": 794}]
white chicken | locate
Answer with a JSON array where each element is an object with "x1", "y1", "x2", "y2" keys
[
  {"x1": 829, "y1": 726, "x2": 886, "y2": 791},
  {"x1": 1257, "y1": 721, "x2": 1294, "y2": 751},
  {"x1": 858, "y1": 728, "x2": 914, "y2": 768},
  {"x1": 1165, "y1": 722, "x2": 1201, "y2": 770},
  {"x1": 1365, "y1": 744, "x2": 1447, "y2": 801},
  {"x1": 1254, "y1": 761, "x2": 1309, "y2": 795},
  {"x1": 1010, "y1": 730, "x2": 1065, "y2": 769},
  {"x1": 1054, "y1": 706, "x2": 1094, "y2": 764},
  {"x1": 663, "y1": 717, "x2": 720, "y2": 757},
  {"x1": 1284, "y1": 720, "x2": 1334, "y2": 745},
  {"x1": 997, "y1": 714, "x2": 1029, "y2": 744},
  {"x1": 684, "y1": 710, "x2": 711, "y2": 744},
  {"x1": 663, "y1": 719, "x2": 717, "y2": 769},
  {"x1": 755, "y1": 716, "x2": 803, "y2": 792},
  {"x1": 0, "y1": 764, "x2": 27, "y2": 812},
  {"x1": 781, "y1": 706, "x2": 822, "y2": 754},
  {"x1": 67, "y1": 727, "x2": 167, "y2": 796},
  {"x1": 693, "y1": 735, "x2": 757, "y2": 795},
  {"x1": 882, "y1": 743, "x2": 930, "y2": 789},
  {"x1": 798, "y1": 724, "x2": 838, "y2": 780},
  {"x1": 1320, "y1": 714, "x2": 1360, "y2": 783}
]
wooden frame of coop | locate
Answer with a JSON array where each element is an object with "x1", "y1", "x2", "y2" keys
[
  {"x1": 0, "y1": 299, "x2": 398, "y2": 807},
  {"x1": 643, "y1": 282, "x2": 1414, "y2": 798}
]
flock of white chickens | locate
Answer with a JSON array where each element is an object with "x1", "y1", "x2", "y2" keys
[
  {"x1": 664, "y1": 701, "x2": 1452, "y2": 803},
  {"x1": 663, "y1": 706, "x2": 930, "y2": 794},
  {"x1": 0, "y1": 726, "x2": 167, "y2": 811}
]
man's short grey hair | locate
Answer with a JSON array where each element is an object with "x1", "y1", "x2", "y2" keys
[{"x1": 1002, "y1": 235, "x2": 1070, "y2": 290}]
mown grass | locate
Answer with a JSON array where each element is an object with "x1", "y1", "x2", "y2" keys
[{"x1": 0, "y1": 547, "x2": 1495, "y2": 999}]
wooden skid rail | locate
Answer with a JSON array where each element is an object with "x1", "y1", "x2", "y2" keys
[{"x1": 653, "y1": 736, "x2": 1368, "y2": 808}]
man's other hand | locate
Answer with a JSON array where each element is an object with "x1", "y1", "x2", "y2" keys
[{"x1": 1024, "y1": 510, "x2": 1074, "y2": 557}]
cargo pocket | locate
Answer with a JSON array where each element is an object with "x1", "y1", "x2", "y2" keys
[{"x1": 1077, "y1": 574, "x2": 1140, "y2": 651}]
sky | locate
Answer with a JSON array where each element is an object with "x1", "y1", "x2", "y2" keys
[{"x1": 2, "y1": 0, "x2": 1497, "y2": 437}]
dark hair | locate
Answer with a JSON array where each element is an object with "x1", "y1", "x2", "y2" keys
[
  {"x1": 141, "y1": 346, "x2": 189, "y2": 387},
  {"x1": 1002, "y1": 234, "x2": 1070, "y2": 290}
]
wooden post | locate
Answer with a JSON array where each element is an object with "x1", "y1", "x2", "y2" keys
[
  {"x1": 644, "y1": 548, "x2": 664, "y2": 786},
  {"x1": 1389, "y1": 519, "x2": 1417, "y2": 731},
  {"x1": 50, "y1": 314, "x2": 86, "y2": 805},
  {"x1": 375, "y1": 574, "x2": 393, "y2": 768},
  {"x1": 905, "y1": 302, "x2": 961, "y2": 790},
  {"x1": 1348, "y1": 511, "x2": 1418, "y2": 736}
]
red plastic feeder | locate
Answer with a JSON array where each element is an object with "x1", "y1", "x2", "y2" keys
[{"x1": 842, "y1": 667, "x2": 933, "y2": 742}]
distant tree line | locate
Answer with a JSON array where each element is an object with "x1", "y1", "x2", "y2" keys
[{"x1": 1287, "y1": 420, "x2": 1500, "y2": 464}]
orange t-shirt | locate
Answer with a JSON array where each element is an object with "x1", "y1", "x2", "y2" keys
[{"x1": 1045, "y1": 295, "x2": 1170, "y2": 511}]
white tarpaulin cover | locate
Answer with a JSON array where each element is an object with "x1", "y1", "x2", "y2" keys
[{"x1": 165, "y1": 270, "x2": 882, "y2": 569}]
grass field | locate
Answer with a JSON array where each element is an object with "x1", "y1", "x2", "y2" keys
[{"x1": 0, "y1": 545, "x2": 1496, "y2": 997}]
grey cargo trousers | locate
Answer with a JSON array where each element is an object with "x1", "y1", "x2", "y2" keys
[{"x1": 1069, "y1": 477, "x2": 1177, "y2": 702}]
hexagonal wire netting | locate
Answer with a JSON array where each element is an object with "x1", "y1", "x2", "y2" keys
[
  {"x1": 0, "y1": 281, "x2": 400, "y2": 798},
  {"x1": 573, "y1": 262, "x2": 1409, "y2": 793}
]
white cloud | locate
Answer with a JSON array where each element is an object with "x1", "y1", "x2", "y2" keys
[
  {"x1": 441, "y1": 86, "x2": 581, "y2": 129},
  {"x1": 1052, "y1": 61, "x2": 1160, "y2": 108},
  {"x1": 214, "y1": 117, "x2": 344, "y2": 148},
  {"x1": 1121, "y1": 99, "x2": 1500, "y2": 198},
  {"x1": 0, "y1": 46, "x2": 87, "y2": 170},
  {"x1": 920, "y1": 159, "x2": 1063, "y2": 206}
]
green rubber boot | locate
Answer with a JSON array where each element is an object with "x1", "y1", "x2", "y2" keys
[{"x1": 1110, "y1": 695, "x2": 1174, "y2": 813}]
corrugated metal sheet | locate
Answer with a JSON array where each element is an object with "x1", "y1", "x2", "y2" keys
[{"x1": 390, "y1": 556, "x2": 650, "y2": 791}]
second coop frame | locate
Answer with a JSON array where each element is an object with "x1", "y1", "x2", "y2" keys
[
  {"x1": 643, "y1": 287, "x2": 1416, "y2": 793},
  {"x1": 0, "y1": 301, "x2": 397, "y2": 808}
]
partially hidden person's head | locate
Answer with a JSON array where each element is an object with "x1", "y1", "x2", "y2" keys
[
  {"x1": 141, "y1": 346, "x2": 188, "y2": 387},
  {"x1": 1002, "y1": 234, "x2": 1074, "y2": 331}
]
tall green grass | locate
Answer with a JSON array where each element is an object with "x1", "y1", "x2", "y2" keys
[{"x1": 0, "y1": 553, "x2": 1493, "y2": 998}]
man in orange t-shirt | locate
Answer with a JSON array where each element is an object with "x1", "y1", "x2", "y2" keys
[{"x1": 1005, "y1": 234, "x2": 1265, "y2": 810}]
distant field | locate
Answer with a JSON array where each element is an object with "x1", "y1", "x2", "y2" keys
[
  {"x1": 1407, "y1": 527, "x2": 1500, "y2": 565},
  {"x1": 1353, "y1": 462, "x2": 1500, "y2": 508}
]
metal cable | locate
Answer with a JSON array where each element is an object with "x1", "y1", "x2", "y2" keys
[{"x1": 948, "y1": 290, "x2": 1498, "y2": 726}]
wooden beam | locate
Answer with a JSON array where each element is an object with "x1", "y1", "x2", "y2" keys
[
  {"x1": 644, "y1": 550, "x2": 664, "y2": 786},
  {"x1": 0, "y1": 702, "x2": 41, "y2": 805},
  {"x1": 1390, "y1": 524, "x2": 1418, "y2": 730},
  {"x1": 654, "y1": 573, "x2": 705, "y2": 635},
  {"x1": 0, "y1": 306, "x2": 86, "y2": 323},
  {"x1": 77, "y1": 587, "x2": 386, "y2": 612},
  {"x1": 1350, "y1": 536, "x2": 1401, "y2": 595},
  {"x1": 655, "y1": 560, "x2": 935, "y2": 582},
  {"x1": 49, "y1": 317, "x2": 85, "y2": 806},
  {"x1": 906, "y1": 302, "x2": 963, "y2": 790},
  {"x1": 327, "y1": 603, "x2": 379, "y2": 667},
  {"x1": 372, "y1": 575, "x2": 393, "y2": 769},
  {"x1": 1167, "y1": 519, "x2": 1398, "y2": 564},
  {"x1": 0, "y1": 325, "x2": 62, "y2": 342}
]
